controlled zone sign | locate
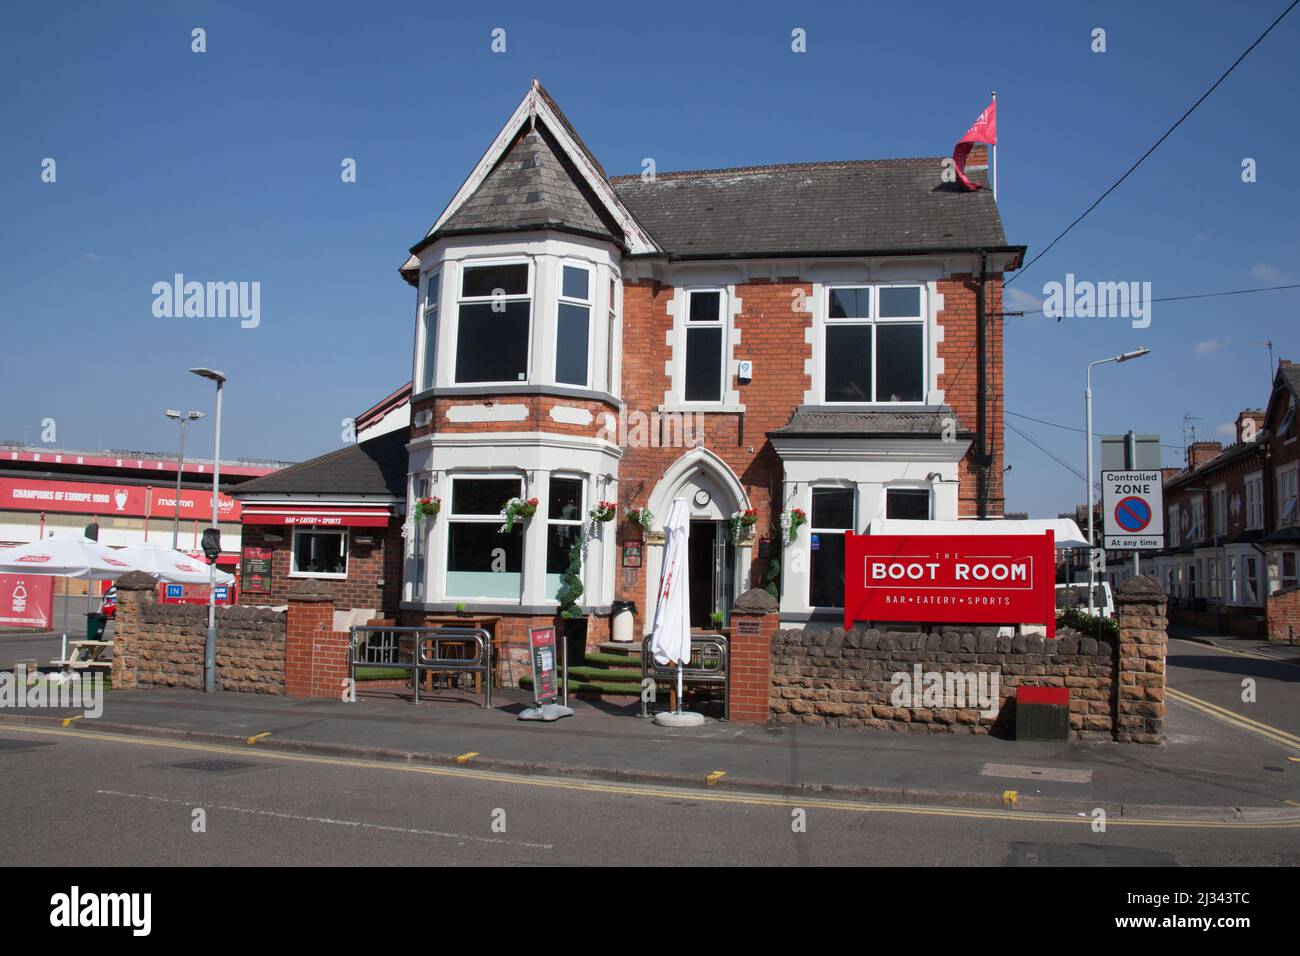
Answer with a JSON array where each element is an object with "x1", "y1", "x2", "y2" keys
[
  {"x1": 843, "y1": 533, "x2": 1056, "y2": 637},
  {"x1": 1101, "y1": 470, "x2": 1164, "y2": 550}
]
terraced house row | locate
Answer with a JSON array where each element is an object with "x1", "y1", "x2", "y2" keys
[
  {"x1": 1132, "y1": 361, "x2": 1300, "y2": 641},
  {"x1": 234, "y1": 81, "x2": 1022, "y2": 648}
]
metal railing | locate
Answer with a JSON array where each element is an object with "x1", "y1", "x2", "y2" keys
[
  {"x1": 347, "y1": 625, "x2": 492, "y2": 709},
  {"x1": 639, "y1": 633, "x2": 729, "y2": 720}
]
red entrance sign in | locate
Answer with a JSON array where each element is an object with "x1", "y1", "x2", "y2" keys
[{"x1": 843, "y1": 532, "x2": 1055, "y2": 637}]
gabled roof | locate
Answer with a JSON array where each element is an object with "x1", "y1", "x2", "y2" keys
[
  {"x1": 231, "y1": 430, "x2": 408, "y2": 499},
  {"x1": 611, "y1": 159, "x2": 1014, "y2": 260},
  {"x1": 402, "y1": 80, "x2": 659, "y2": 282},
  {"x1": 437, "y1": 124, "x2": 622, "y2": 243}
]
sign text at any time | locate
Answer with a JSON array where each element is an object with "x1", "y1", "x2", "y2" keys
[
  {"x1": 1101, "y1": 470, "x2": 1164, "y2": 550},
  {"x1": 843, "y1": 533, "x2": 1056, "y2": 637}
]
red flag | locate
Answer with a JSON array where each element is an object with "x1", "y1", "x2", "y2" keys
[{"x1": 953, "y1": 99, "x2": 997, "y2": 191}]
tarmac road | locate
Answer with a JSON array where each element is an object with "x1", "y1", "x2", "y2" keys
[{"x1": 1, "y1": 725, "x2": 1297, "y2": 867}]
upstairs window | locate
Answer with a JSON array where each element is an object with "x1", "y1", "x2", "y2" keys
[
  {"x1": 1211, "y1": 486, "x2": 1227, "y2": 537},
  {"x1": 1279, "y1": 463, "x2": 1299, "y2": 526},
  {"x1": 1190, "y1": 497, "x2": 1205, "y2": 543},
  {"x1": 1245, "y1": 472, "x2": 1264, "y2": 530},
  {"x1": 555, "y1": 264, "x2": 591, "y2": 387},
  {"x1": 824, "y1": 285, "x2": 925, "y2": 403},
  {"x1": 683, "y1": 289, "x2": 725, "y2": 403},
  {"x1": 1167, "y1": 505, "x2": 1181, "y2": 547},
  {"x1": 454, "y1": 262, "x2": 531, "y2": 384},
  {"x1": 419, "y1": 272, "x2": 439, "y2": 392}
]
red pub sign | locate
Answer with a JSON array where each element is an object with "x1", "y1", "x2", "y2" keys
[{"x1": 843, "y1": 532, "x2": 1056, "y2": 637}]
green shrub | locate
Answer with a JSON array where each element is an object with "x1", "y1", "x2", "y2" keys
[{"x1": 1056, "y1": 606, "x2": 1118, "y2": 641}]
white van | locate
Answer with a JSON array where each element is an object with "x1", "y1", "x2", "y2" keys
[{"x1": 1055, "y1": 581, "x2": 1115, "y2": 619}]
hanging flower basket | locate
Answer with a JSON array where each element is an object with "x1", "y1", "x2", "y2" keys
[
  {"x1": 413, "y1": 496, "x2": 441, "y2": 522},
  {"x1": 624, "y1": 506, "x2": 654, "y2": 530},
  {"x1": 728, "y1": 508, "x2": 758, "y2": 543},
  {"x1": 779, "y1": 507, "x2": 807, "y2": 544},
  {"x1": 589, "y1": 500, "x2": 617, "y2": 523},
  {"x1": 498, "y1": 496, "x2": 539, "y2": 534}
]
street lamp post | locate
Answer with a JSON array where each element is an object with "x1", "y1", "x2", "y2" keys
[
  {"x1": 165, "y1": 409, "x2": 205, "y2": 550},
  {"x1": 1086, "y1": 348, "x2": 1151, "y2": 616},
  {"x1": 190, "y1": 367, "x2": 227, "y2": 693}
]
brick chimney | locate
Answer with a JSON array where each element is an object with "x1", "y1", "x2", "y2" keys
[
  {"x1": 1236, "y1": 409, "x2": 1265, "y2": 444},
  {"x1": 1187, "y1": 440, "x2": 1222, "y2": 471}
]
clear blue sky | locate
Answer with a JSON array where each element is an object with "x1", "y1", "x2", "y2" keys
[{"x1": 2, "y1": 0, "x2": 1297, "y2": 517}]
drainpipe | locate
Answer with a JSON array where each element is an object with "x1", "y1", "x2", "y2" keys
[{"x1": 975, "y1": 252, "x2": 991, "y2": 519}]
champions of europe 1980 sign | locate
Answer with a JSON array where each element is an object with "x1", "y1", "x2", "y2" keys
[{"x1": 843, "y1": 533, "x2": 1056, "y2": 637}]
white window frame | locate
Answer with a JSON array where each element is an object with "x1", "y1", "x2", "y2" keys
[
  {"x1": 1167, "y1": 505, "x2": 1180, "y2": 548},
  {"x1": 1277, "y1": 462, "x2": 1299, "y2": 527},
  {"x1": 1211, "y1": 484, "x2": 1227, "y2": 537},
  {"x1": 417, "y1": 271, "x2": 440, "y2": 392},
  {"x1": 808, "y1": 484, "x2": 857, "y2": 610},
  {"x1": 1244, "y1": 471, "x2": 1264, "y2": 530},
  {"x1": 289, "y1": 528, "x2": 349, "y2": 580},
  {"x1": 545, "y1": 474, "x2": 586, "y2": 603},
  {"x1": 1190, "y1": 496, "x2": 1205, "y2": 543},
  {"x1": 451, "y1": 258, "x2": 534, "y2": 386},
  {"x1": 822, "y1": 283, "x2": 927, "y2": 405},
  {"x1": 606, "y1": 274, "x2": 619, "y2": 396},
  {"x1": 1244, "y1": 555, "x2": 1260, "y2": 603},
  {"x1": 679, "y1": 287, "x2": 728, "y2": 405},
  {"x1": 553, "y1": 260, "x2": 593, "y2": 388},
  {"x1": 444, "y1": 473, "x2": 525, "y2": 600}
]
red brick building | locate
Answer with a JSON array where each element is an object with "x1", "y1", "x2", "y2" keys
[
  {"x1": 387, "y1": 81, "x2": 1022, "y2": 643},
  {"x1": 1146, "y1": 362, "x2": 1300, "y2": 639}
]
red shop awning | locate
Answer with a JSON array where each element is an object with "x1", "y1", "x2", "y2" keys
[{"x1": 241, "y1": 507, "x2": 392, "y2": 528}]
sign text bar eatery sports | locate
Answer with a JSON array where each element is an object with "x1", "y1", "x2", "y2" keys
[{"x1": 843, "y1": 533, "x2": 1056, "y2": 637}]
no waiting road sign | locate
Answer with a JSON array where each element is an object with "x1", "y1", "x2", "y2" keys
[{"x1": 1101, "y1": 470, "x2": 1164, "y2": 550}]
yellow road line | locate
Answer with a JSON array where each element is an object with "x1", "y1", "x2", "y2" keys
[
  {"x1": 1166, "y1": 687, "x2": 1300, "y2": 749},
  {"x1": 2, "y1": 722, "x2": 1297, "y2": 830},
  {"x1": 1171, "y1": 637, "x2": 1279, "y2": 662},
  {"x1": 245, "y1": 732, "x2": 272, "y2": 745}
]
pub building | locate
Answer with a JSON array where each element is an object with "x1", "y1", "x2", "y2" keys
[{"x1": 235, "y1": 80, "x2": 1022, "y2": 653}]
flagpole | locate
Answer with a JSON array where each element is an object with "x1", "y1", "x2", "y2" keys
[{"x1": 991, "y1": 90, "x2": 998, "y2": 200}]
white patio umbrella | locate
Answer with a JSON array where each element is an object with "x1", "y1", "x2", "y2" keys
[
  {"x1": 115, "y1": 541, "x2": 234, "y2": 586},
  {"x1": 648, "y1": 497, "x2": 703, "y2": 726},
  {"x1": 0, "y1": 535, "x2": 143, "y2": 639}
]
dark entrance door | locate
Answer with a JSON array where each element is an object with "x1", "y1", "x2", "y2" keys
[
  {"x1": 688, "y1": 521, "x2": 715, "y2": 629},
  {"x1": 687, "y1": 520, "x2": 735, "y2": 629}
]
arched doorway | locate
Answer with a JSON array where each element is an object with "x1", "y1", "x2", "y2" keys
[{"x1": 645, "y1": 448, "x2": 752, "y2": 629}]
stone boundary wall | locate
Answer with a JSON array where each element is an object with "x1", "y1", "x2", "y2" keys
[
  {"x1": 771, "y1": 625, "x2": 1112, "y2": 740},
  {"x1": 111, "y1": 572, "x2": 286, "y2": 694},
  {"x1": 733, "y1": 577, "x2": 1168, "y2": 743}
]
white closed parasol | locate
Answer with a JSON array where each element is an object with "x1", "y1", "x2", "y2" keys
[{"x1": 648, "y1": 497, "x2": 703, "y2": 726}]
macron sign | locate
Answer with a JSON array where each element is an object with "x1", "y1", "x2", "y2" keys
[{"x1": 843, "y1": 533, "x2": 1056, "y2": 637}]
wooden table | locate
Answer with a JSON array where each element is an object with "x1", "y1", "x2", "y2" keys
[{"x1": 414, "y1": 616, "x2": 502, "y2": 692}]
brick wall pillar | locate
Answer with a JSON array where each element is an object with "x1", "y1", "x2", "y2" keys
[
  {"x1": 1114, "y1": 576, "x2": 1168, "y2": 744},
  {"x1": 109, "y1": 570, "x2": 157, "y2": 689},
  {"x1": 284, "y1": 579, "x2": 345, "y2": 699},
  {"x1": 727, "y1": 587, "x2": 779, "y2": 725}
]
